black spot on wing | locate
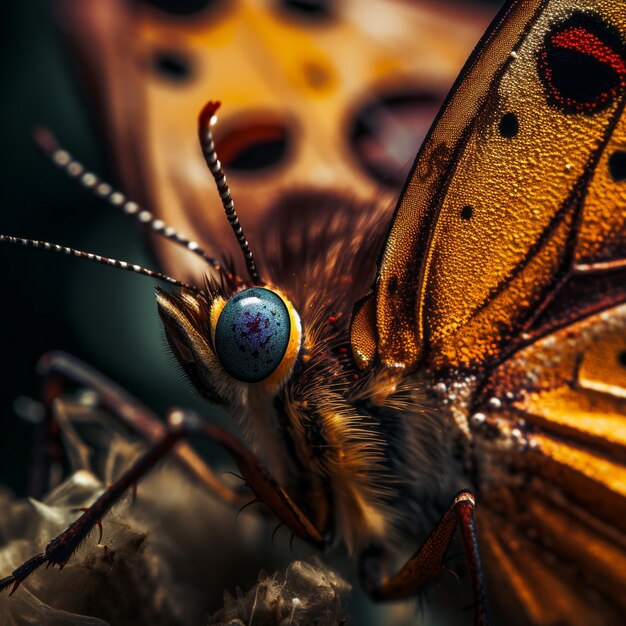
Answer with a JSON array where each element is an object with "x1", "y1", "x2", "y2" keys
[
  {"x1": 537, "y1": 12, "x2": 626, "y2": 115},
  {"x1": 460, "y1": 205, "x2": 474, "y2": 221},
  {"x1": 498, "y1": 112, "x2": 519, "y2": 138},
  {"x1": 388, "y1": 275, "x2": 398, "y2": 295},
  {"x1": 142, "y1": 0, "x2": 216, "y2": 16},
  {"x1": 152, "y1": 50, "x2": 193, "y2": 82},
  {"x1": 608, "y1": 150, "x2": 626, "y2": 181}
]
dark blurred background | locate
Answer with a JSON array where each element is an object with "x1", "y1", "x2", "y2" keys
[
  {"x1": 0, "y1": 1, "x2": 212, "y2": 494},
  {"x1": 1, "y1": 7, "x2": 273, "y2": 614}
]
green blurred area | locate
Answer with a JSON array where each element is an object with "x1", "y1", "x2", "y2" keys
[{"x1": 0, "y1": 0, "x2": 220, "y2": 495}]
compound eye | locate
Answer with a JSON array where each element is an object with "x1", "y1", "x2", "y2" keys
[{"x1": 215, "y1": 287, "x2": 295, "y2": 383}]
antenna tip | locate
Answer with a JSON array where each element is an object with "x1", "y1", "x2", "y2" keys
[
  {"x1": 32, "y1": 126, "x2": 59, "y2": 155},
  {"x1": 198, "y1": 101, "x2": 221, "y2": 131}
]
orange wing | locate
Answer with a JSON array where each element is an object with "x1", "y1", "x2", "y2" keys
[
  {"x1": 474, "y1": 303, "x2": 626, "y2": 626},
  {"x1": 351, "y1": 0, "x2": 626, "y2": 373},
  {"x1": 349, "y1": 0, "x2": 626, "y2": 622}
]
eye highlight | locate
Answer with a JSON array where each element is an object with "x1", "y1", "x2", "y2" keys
[{"x1": 214, "y1": 287, "x2": 301, "y2": 384}]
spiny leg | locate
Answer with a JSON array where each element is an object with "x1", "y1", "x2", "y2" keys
[
  {"x1": 0, "y1": 414, "x2": 187, "y2": 595},
  {"x1": 0, "y1": 408, "x2": 325, "y2": 595},
  {"x1": 360, "y1": 491, "x2": 489, "y2": 626},
  {"x1": 37, "y1": 351, "x2": 248, "y2": 507}
]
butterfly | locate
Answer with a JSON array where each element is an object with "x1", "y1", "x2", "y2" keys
[{"x1": 1, "y1": 0, "x2": 626, "y2": 624}]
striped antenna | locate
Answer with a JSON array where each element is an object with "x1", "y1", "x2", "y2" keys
[
  {"x1": 32, "y1": 127, "x2": 224, "y2": 275},
  {"x1": 198, "y1": 101, "x2": 261, "y2": 285},
  {"x1": 0, "y1": 235, "x2": 201, "y2": 293}
]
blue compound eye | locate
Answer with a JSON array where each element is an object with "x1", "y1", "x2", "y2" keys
[{"x1": 215, "y1": 287, "x2": 292, "y2": 383}]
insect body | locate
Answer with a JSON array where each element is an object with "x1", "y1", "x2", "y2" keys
[{"x1": 2, "y1": 1, "x2": 626, "y2": 625}]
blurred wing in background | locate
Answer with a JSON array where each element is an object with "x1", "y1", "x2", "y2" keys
[{"x1": 55, "y1": 0, "x2": 493, "y2": 278}]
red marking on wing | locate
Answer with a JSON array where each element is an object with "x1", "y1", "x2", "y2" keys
[{"x1": 552, "y1": 27, "x2": 626, "y2": 81}]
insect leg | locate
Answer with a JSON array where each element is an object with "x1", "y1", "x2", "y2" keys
[
  {"x1": 37, "y1": 351, "x2": 248, "y2": 507},
  {"x1": 0, "y1": 408, "x2": 325, "y2": 594},
  {"x1": 360, "y1": 490, "x2": 489, "y2": 626},
  {"x1": 0, "y1": 414, "x2": 190, "y2": 595},
  {"x1": 178, "y1": 409, "x2": 325, "y2": 548}
]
